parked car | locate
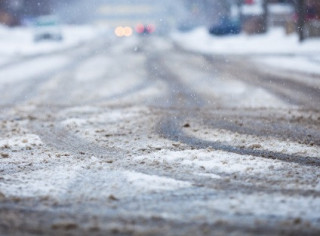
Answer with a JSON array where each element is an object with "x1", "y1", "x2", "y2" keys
[
  {"x1": 33, "y1": 15, "x2": 63, "y2": 42},
  {"x1": 209, "y1": 18, "x2": 241, "y2": 35}
]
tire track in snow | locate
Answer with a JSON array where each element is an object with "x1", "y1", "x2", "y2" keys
[
  {"x1": 0, "y1": 40, "x2": 108, "y2": 105},
  {"x1": 147, "y1": 50, "x2": 320, "y2": 167},
  {"x1": 204, "y1": 55, "x2": 320, "y2": 109},
  {"x1": 157, "y1": 114, "x2": 320, "y2": 167}
]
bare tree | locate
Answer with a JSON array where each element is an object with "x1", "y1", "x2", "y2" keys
[
  {"x1": 297, "y1": 0, "x2": 305, "y2": 42},
  {"x1": 262, "y1": 0, "x2": 268, "y2": 33}
]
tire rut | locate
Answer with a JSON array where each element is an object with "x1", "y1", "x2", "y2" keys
[
  {"x1": 205, "y1": 55, "x2": 320, "y2": 109},
  {"x1": 147, "y1": 50, "x2": 320, "y2": 168},
  {"x1": 28, "y1": 119, "x2": 125, "y2": 161},
  {"x1": 0, "y1": 40, "x2": 108, "y2": 105}
]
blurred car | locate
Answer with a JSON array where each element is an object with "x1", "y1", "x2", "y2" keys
[
  {"x1": 135, "y1": 24, "x2": 155, "y2": 35},
  {"x1": 208, "y1": 18, "x2": 241, "y2": 36},
  {"x1": 114, "y1": 26, "x2": 133, "y2": 37},
  {"x1": 33, "y1": 15, "x2": 63, "y2": 42}
]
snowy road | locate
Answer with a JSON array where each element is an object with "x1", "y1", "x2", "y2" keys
[{"x1": 1, "y1": 35, "x2": 320, "y2": 235}]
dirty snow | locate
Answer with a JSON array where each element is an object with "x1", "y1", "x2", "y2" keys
[
  {"x1": 203, "y1": 193, "x2": 320, "y2": 219},
  {"x1": 0, "y1": 134, "x2": 42, "y2": 149},
  {"x1": 184, "y1": 127, "x2": 320, "y2": 158},
  {"x1": 0, "y1": 29, "x2": 319, "y2": 234},
  {"x1": 0, "y1": 161, "x2": 83, "y2": 198},
  {"x1": 134, "y1": 148, "x2": 320, "y2": 192},
  {"x1": 0, "y1": 162, "x2": 191, "y2": 199}
]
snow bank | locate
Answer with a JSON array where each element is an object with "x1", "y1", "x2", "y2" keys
[
  {"x1": 0, "y1": 24, "x2": 101, "y2": 58},
  {"x1": 124, "y1": 171, "x2": 191, "y2": 192},
  {"x1": 172, "y1": 27, "x2": 320, "y2": 75},
  {"x1": 172, "y1": 27, "x2": 320, "y2": 55}
]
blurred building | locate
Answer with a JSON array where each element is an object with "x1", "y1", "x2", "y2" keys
[
  {"x1": 240, "y1": 0, "x2": 320, "y2": 37},
  {"x1": 0, "y1": 0, "x2": 21, "y2": 25},
  {"x1": 0, "y1": 0, "x2": 53, "y2": 26},
  {"x1": 303, "y1": 0, "x2": 320, "y2": 37},
  {"x1": 268, "y1": 0, "x2": 295, "y2": 27},
  {"x1": 93, "y1": 0, "x2": 180, "y2": 34}
]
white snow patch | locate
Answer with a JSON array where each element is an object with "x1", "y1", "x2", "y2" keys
[
  {"x1": 197, "y1": 173, "x2": 222, "y2": 179},
  {"x1": 87, "y1": 107, "x2": 150, "y2": 124},
  {"x1": 124, "y1": 171, "x2": 191, "y2": 192},
  {"x1": 0, "y1": 167, "x2": 191, "y2": 199},
  {"x1": 61, "y1": 118, "x2": 87, "y2": 128},
  {"x1": 59, "y1": 106, "x2": 101, "y2": 114},
  {"x1": 89, "y1": 110, "x2": 135, "y2": 123},
  {"x1": 0, "y1": 162, "x2": 83, "y2": 198},
  {"x1": 134, "y1": 149, "x2": 283, "y2": 175}
]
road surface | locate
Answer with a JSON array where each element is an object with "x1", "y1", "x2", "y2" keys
[{"x1": 1, "y1": 34, "x2": 320, "y2": 235}]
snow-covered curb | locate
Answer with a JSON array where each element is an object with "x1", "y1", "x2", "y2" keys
[
  {"x1": 172, "y1": 27, "x2": 320, "y2": 55},
  {"x1": 0, "y1": 24, "x2": 104, "y2": 62},
  {"x1": 172, "y1": 27, "x2": 320, "y2": 75}
]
